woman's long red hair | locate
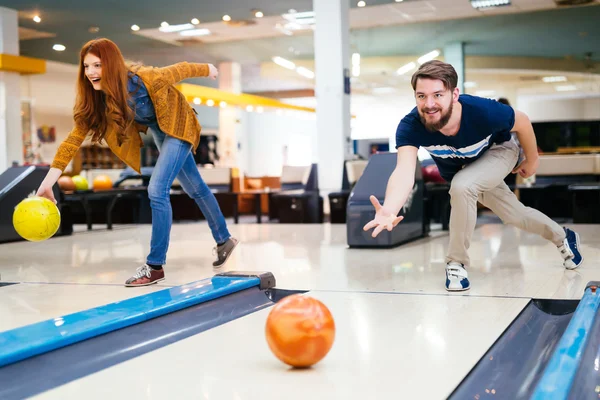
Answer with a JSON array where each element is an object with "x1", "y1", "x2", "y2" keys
[{"x1": 73, "y1": 38, "x2": 138, "y2": 145}]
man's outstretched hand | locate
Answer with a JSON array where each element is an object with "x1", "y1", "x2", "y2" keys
[{"x1": 362, "y1": 195, "x2": 404, "y2": 238}]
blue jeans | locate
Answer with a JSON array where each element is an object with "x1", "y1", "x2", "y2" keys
[{"x1": 146, "y1": 125, "x2": 230, "y2": 265}]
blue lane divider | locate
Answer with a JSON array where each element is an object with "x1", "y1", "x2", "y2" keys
[
  {"x1": 531, "y1": 283, "x2": 600, "y2": 400},
  {"x1": 0, "y1": 275, "x2": 259, "y2": 368}
]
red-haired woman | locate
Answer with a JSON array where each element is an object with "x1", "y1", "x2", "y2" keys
[{"x1": 36, "y1": 38, "x2": 238, "y2": 286}]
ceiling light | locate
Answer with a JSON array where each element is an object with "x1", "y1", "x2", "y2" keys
[
  {"x1": 33, "y1": 15, "x2": 41, "y2": 23},
  {"x1": 281, "y1": 11, "x2": 315, "y2": 26},
  {"x1": 206, "y1": 99, "x2": 215, "y2": 106},
  {"x1": 246, "y1": 105, "x2": 254, "y2": 112},
  {"x1": 193, "y1": 98, "x2": 201, "y2": 105},
  {"x1": 352, "y1": 53, "x2": 360, "y2": 65},
  {"x1": 272, "y1": 56, "x2": 296, "y2": 70},
  {"x1": 470, "y1": 0, "x2": 511, "y2": 9},
  {"x1": 555, "y1": 85, "x2": 577, "y2": 92},
  {"x1": 160, "y1": 23, "x2": 194, "y2": 33},
  {"x1": 222, "y1": 15, "x2": 231, "y2": 22},
  {"x1": 160, "y1": 21, "x2": 169, "y2": 28},
  {"x1": 296, "y1": 67, "x2": 315, "y2": 79},
  {"x1": 52, "y1": 44, "x2": 66, "y2": 52},
  {"x1": 397, "y1": 62, "x2": 416, "y2": 75},
  {"x1": 191, "y1": 18, "x2": 200, "y2": 25},
  {"x1": 543, "y1": 76, "x2": 567, "y2": 83},
  {"x1": 255, "y1": 11, "x2": 264, "y2": 18},
  {"x1": 358, "y1": 1, "x2": 366, "y2": 7},
  {"x1": 257, "y1": 106, "x2": 264, "y2": 113},
  {"x1": 418, "y1": 50, "x2": 440, "y2": 64},
  {"x1": 220, "y1": 101, "x2": 227, "y2": 108},
  {"x1": 395, "y1": 0, "x2": 404, "y2": 2},
  {"x1": 131, "y1": 24, "x2": 140, "y2": 31},
  {"x1": 179, "y1": 28, "x2": 211, "y2": 37}
]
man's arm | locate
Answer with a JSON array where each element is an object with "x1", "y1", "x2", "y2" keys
[
  {"x1": 382, "y1": 145, "x2": 418, "y2": 215},
  {"x1": 510, "y1": 109, "x2": 540, "y2": 177},
  {"x1": 511, "y1": 110, "x2": 539, "y2": 162},
  {"x1": 363, "y1": 145, "x2": 418, "y2": 237}
]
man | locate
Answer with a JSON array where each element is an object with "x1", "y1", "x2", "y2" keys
[{"x1": 363, "y1": 60, "x2": 583, "y2": 291}]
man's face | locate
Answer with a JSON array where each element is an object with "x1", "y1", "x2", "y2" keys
[{"x1": 414, "y1": 78, "x2": 457, "y2": 132}]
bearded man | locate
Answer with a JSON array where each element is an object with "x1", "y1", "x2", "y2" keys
[{"x1": 362, "y1": 60, "x2": 583, "y2": 291}]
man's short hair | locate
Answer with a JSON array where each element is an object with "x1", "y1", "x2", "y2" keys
[{"x1": 411, "y1": 60, "x2": 458, "y2": 92}]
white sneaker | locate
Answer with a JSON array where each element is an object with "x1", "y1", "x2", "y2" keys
[
  {"x1": 446, "y1": 262, "x2": 470, "y2": 291},
  {"x1": 557, "y1": 227, "x2": 583, "y2": 270}
]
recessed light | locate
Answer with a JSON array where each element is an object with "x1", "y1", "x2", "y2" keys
[
  {"x1": 272, "y1": 56, "x2": 296, "y2": 70},
  {"x1": 222, "y1": 15, "x2": 231, "y2": 22},
  {"x1": 220, "y1": 101, "x2": 227, "y2": 108},
  {"x1": 418, "y1": 50, "x2": 440, "y2": 64},
  {"x1": 470, "y1": 0, "x2": 511, "y2": 9},
  {"x1": 33, "y1": 15, "x2": 41, "y2": 23},
  {"x1": 542, "y1": 76, "x2": 567, "y2": 83},
  {"x1": 397, "y1": 62, "x2": 416, "y2": 75},
  {"x1": 191, "y1": 18, "x2": 200, "y2": 25},
  {"x1": 160, "y1": 21, "x2": 169, "y2": 28},
  {"x1": 255, "y1": 11, "x2": 264, "y2": 18},
  {"x1": 131, "y1": 24, "x2": 140, "y2": 31},
  {"x1": 179, "y1": 29, "x2": 211, "y2": 37},
  {"x1": 206, "y1": 99, "x2": 215, "y2": 106},
  {"x1": 159, "y1": 23, "x2": 194, "y2": 33},
  {"x1": 193, "y1": 98, "x2": 201, "y2": 105},
  {"x1": 358, "y1": 1, "x2": 366, "y2": 7},
  {"x1": 53, "y1": 44, "x2": 66, "y2": 52},
  {"x1": 555, "y1": 85, "x2": 577, "y2": 92}
]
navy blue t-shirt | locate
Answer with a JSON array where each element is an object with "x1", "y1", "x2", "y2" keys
[{"x1": 395, "y1": 94, "x2": 515, "y2": 182}]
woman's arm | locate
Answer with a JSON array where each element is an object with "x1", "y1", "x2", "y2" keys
[{"x1": 158, "y1": 62, "x2": 218, "y2": 85}]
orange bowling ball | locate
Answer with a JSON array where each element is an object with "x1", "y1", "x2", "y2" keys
[
  {"x1": 265, "y1": 294, "x2": 335, "y2": 368},
  {"x1": 57, "y1": 176, "x2": 76, "y2": 192},
  {"x1": 93, "y1": 175, "x2": 113, "y2": 191}
]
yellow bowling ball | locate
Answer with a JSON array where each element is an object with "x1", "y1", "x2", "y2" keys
[
  {"x1": 13, "y1": 196, "x2": 61, "y2": 242},
  {"x1": 71, "y1": 175, "x2": 89, "y2": 191}
]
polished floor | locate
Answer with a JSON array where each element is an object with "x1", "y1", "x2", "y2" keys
[{"x1": 1, "y1": 219, "x2": 599, "y2": 398}]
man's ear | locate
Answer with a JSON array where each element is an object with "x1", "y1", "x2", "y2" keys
[{"x1": 453, "y1": 87, "x2": 460, "y2": 102}]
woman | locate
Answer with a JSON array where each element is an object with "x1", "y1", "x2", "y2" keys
[{"x1": 36, "y1": 38, "x2": 238, "y2": 287}]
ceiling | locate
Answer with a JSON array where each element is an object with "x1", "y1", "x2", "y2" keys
[{"x1": 4, "y1": 0, "x2": 600, "y2": 95}]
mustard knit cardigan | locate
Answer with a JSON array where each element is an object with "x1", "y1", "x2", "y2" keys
[{"x1": 50, "y1": 62, "x2": 210, "y2": 174}]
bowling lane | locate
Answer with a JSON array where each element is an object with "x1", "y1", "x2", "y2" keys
[
  {"x1": 0, "y1": 283, "x2": 163, "y2": 332},
  {"x1": 32, "y1": 291, "x2": 529, "y2": 400},
  {"x1": 3, "y1": 223, "x2": 597, "y2": 299}
]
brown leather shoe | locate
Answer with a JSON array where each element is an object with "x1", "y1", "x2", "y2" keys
[{"x1": 125, "y1": 264, "x2": 165, "y2": 287}]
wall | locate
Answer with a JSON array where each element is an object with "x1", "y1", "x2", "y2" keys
[
  {"x1": 20, "y1": 61, "x2": 79, "y2": 169},
  {"x1": 517, "y1": 96, "x2": 600, "y2": 122},
  {"x1": 239, "y1": 110, "x2": 317, "y2": 177}
]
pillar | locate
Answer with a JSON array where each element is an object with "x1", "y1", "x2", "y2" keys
[
  {"x1": 217, "y1": 62, "x2": 242, "y2": 169},
  {"x1": 313, "y1": 0, "x2": 352, "y2": 198},
  {"x1": 444, "y1": 42, "x2": 465, "y2": 94},
  {"x1": 0, "y1": 6, "x2": 22, "y2": 172}
]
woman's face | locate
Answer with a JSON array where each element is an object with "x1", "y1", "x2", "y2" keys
[{"x1": 83, "y1": 53, "x2": 102, "y2": 91}]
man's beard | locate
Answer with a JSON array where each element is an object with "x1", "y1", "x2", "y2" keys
[{"x1": 419, "y1": 101, "x2": 453, "y2": 132}]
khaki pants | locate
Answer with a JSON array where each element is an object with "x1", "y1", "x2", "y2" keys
[{"x1": 446, "y1": 138, "x2": 565, "y2": 267}]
